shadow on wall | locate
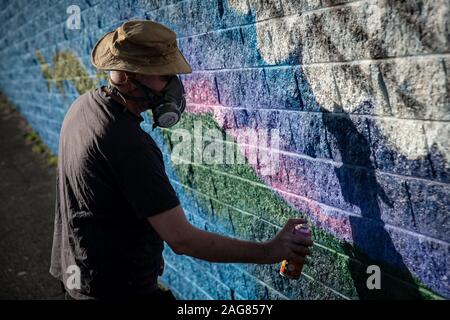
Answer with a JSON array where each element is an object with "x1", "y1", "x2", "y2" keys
[
  {"x1": 311, "y1": 1, "x2": 438, "y2": 299},
  {"x1": 252, "y1": 0, "x2": 442, "y2": 298},
  {"x1": 321, "y1": 109, "x2": 423, "y2": 299}
]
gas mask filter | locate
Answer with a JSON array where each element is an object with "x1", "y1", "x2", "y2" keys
[{"x1": 108, "y1": 74, "x2": 186, "y2": 129}]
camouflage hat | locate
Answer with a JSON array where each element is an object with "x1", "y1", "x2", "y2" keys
[{"x1": 91, "y1": 20, "x2": 192, "y2": 75}]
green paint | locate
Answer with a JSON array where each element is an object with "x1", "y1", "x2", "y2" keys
[
  {"x1": 159, "y1": 110, "x2": 443, "y2": 300},
  {"x1": 35, "y1": 50, "x2": 104, "y2": 95}
]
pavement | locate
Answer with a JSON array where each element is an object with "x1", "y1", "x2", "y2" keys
[{"x1": 0, "y1": 104, "x2": 64, "y2": 299}]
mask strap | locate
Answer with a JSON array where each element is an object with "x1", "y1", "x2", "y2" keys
[
  {"x1": 107, "y1": 78, "x2": 129, "y2": 105},
  {"x1": 107, "y1": 76, "x2": 162, "y2": 103},
  {"x1": 127, "y1": 77, "x2": 164, "y2": 104}
]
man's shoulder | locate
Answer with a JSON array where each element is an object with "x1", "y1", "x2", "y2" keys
[
  {"x1": 64, "y1": 89, "x2": 97, "y2": 116},
  {"x1": 61, "y1": 88, "x2": 109, "y2": 136},
  {"x1": 71, "y1": 88, "x2": 100, "y2": 108}
]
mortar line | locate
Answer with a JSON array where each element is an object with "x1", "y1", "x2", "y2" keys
[
  {"x1": 167, "y1": 156, "x2": 449, "y2": 246},
  {"x1": 175, "y1": 213, "x2": 346, "y2": 300},
  {"x1": 162, "y1": 126, "x2": 450, "y2": 187},
  {"x1": 183, "y1": 197, "x2": 445, "y2": 299},
  {"x1": 175, "y1": 0, "x2": 366, "y2": 41},
  {"x1": 163, "y1": 261, "x2": 215, "y2": 300},
  {"x1": 172, "y1": 176, "x2": 449, "y2": 249},
  {"x1": 185, "y1": 53, "x2": 450, "y2": 73},
  {"x1": 181, "y1": 252, "x2": 291, "y2": 300},
  {"x1": 1, "y1": 48, "x2": 448, "y2": 75}
]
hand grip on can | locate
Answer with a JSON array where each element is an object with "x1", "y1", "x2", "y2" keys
[{"x1": 279, "y1": 224, "x2": 311, "y2": 279}]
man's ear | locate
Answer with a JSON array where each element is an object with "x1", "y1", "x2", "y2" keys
[
  {"x1": 110, "y1": 71, "x2": 139, "y2": 94},
  {"x1": 110, "y1": 70, "x2": 128, "y2": 85}
]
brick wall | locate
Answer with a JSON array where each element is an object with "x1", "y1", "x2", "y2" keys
[{"x1": 0, "y1": 0, "x2": 448, "y2": 299}]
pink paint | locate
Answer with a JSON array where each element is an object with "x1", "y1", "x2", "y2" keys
[
  {"x1": 181, "y1": 79, "x2": 353, "y2": 242},
  {"x1": 182, "y1": 77, "x2": 220, "y2": 106}
]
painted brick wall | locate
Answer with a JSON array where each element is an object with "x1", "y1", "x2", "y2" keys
[{"x1": 0, "y1": 0, "x2": 448, "y2": 299}]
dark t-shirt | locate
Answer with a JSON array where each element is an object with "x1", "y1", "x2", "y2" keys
[{"x1": 50, "y1": 87, "x2": 180, "y2": 299}]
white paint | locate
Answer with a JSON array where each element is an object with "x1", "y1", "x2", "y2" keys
[{"x1": 228, "y1": 0, "x2": 448, "y2": 163}]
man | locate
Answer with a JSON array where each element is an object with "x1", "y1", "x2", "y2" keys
[{"x1": 50, "y1": 20, "x2": 313, "y2": 300}]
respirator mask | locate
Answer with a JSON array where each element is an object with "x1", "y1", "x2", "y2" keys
[{"x1": 108, "y1": 73, "x2": 186, "y2": 129}]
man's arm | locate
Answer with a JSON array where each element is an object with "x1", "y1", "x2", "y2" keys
[{"x1": 147, "y1": 205, "x2": 313, "y2": 264}]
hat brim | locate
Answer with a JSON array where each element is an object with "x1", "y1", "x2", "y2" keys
[{"x1": 91, "y1": 31, "x2": 192, "y2": 75}]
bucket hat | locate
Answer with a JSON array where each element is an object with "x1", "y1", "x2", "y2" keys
[{"x1": 91, "y1": 20, "x2": 192, "y2": 75}]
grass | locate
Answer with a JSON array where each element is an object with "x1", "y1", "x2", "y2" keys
[
  {"x1": 24, "y1": 131, "x2": 58, "y2": 167},
  {"x1": 1, "y1": 91, "x2": 58, "y2": 167}
]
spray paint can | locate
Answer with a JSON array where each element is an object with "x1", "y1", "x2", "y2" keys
[{"x1": 279, "y1": 224, "x2": 311, "y2": 279}]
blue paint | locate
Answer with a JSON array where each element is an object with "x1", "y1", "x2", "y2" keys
[{"x1": 0, "y1": 0, "x2": 447, "y2": 299}]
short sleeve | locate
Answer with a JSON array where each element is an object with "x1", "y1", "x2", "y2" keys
[{"x1": 108, "y1": 141, "x2": 180, "y2": 219}]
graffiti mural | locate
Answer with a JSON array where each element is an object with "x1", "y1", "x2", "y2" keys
[{"x1": 0, "y1": 0, "x2": 448, "y2": 299}]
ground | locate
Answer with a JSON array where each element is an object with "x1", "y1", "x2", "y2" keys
[{"x1": 0, "y1": 105, "x2": 63, "y2": 299}]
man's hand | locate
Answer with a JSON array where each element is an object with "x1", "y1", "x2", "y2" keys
[
  {"x1": 263, "y1": 218, "x2": 314, "y2": 264},
  {"x1": 147, "y1": 205, "x2": 313, "y2": 265}
]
